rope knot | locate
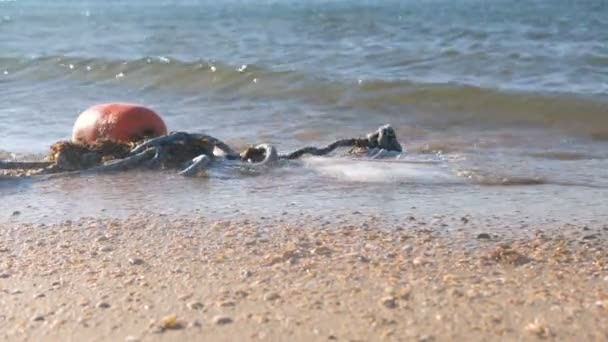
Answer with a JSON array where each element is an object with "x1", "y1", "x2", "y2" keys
[{"x1": 366, "y1": 124, "x2": 402, "y2": 152}]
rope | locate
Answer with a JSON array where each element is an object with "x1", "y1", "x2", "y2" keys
[
  {"x1": 0, "y1": 161, "x2": 53, "y2": 169},
  {"x1": 280, "y1": 138, "x2": 368, "y2": 160},
  {"x1": 0, "y1": 125, "x2": 403, "y2": 179}
]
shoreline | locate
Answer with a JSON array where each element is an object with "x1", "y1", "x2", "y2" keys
[{"x1": 1, "y1": 214, "x2": 606, "y2": 341}]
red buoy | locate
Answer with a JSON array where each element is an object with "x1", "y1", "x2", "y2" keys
[{"x1": 71, "y1": 103, "x2": 168, "y2": 145}]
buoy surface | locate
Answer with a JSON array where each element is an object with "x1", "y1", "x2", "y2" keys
[{"x1": 71, "y1": 103, "x2": 168, "y2": 145}]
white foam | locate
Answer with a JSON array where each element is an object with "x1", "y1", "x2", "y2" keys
[{"x1": 304, "y1": 157, "x2": 461, "y2": 184}]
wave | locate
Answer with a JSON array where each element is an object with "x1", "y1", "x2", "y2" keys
[{"x1": 2, "y1": 55, "x2": 608, "y2": 133}]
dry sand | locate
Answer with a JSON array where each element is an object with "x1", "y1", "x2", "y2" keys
[{"x1": 0, "y1": 214, "x2": 607, "y2": 341}]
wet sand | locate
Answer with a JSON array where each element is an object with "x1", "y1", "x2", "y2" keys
[{"x1": 1, "y1": 214, "x2": 607, "y2": 341}]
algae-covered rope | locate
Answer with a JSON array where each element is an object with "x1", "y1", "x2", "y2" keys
[
  {"x1": 130, "y1": 131, "x2": 239, "y2": 159},
  {"x1": 0, "y1": 124, "x2": 403, "y2": 179},
  {"x1": 280, "y1": 124, "x2": 402, "y2": 159},
  {"x1": 0, "y1": 161, "x2": 54, "y2": 170},
  {"x1": 279, "y1": 138, "x2": 369, "y2": 160}
]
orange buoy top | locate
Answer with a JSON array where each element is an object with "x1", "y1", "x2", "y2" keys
[{"x1": 71, "y1": 103, "x2": 168, "y2": 145}]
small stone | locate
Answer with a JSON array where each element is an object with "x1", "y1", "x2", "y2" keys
[
  {"x1": 525, "y1": 319, "x2": 550, "y2": 338},
  {"x1": 0, "y1": 273, "x2": 10, "y2": 279},
  {"x1": 160, "y1": 314, "x2": 183, "y2": 330},
  {"x1": 213, "y1": 315, "x2": 233, "y2": 325},
  {"x1": 32, "y1": 314, "x2": 45, "y2": 322},
  {"x1": 412, "y1": 257, "x2": 426, "y2": 266},
  {"x1": 461, "y1": 217, "x2": 469, "y2": 224},
  {"x1": 12, "y1": 211, "x2": 20, "y2": 216},
  {"x1": 187, "y1": 301, "x2": 204, "y2": 310},
  {"x1": 582, "y1": 234, "x2": 597, "y2": 240},
  {"x1": 217, "y1": 300, "x2": 236, "y2": 307},
  {"x1": 263, "y1": 292, "x2": 280, "y2": 301},
  {"x1": 402, "y1": 245, "x2": 414, "y2": 254},
  {"x1": 96, "y1": 236, "x2": 109, "y2": 242},
  {"x1": 380, "y1": 296, "x2": 397, "y2": 309},
  {"x1": 178, "y1": 293, "x2": 193, "y2": 301},
  {"x1": 34, "y1": 293, "x2": 46, "y2": 298},
  {"x1": 310, "y1": 246, "x2": 332, "y2": 256},
  {"x1": 125, "y1": 336, "x2": 140, "y2": 342},
  {"x1": 418, "y1": 335, "x2": 434, "y2": 342},
  {"x1": 128, "y1": 257, "x2": 144, "y2": 265},
  {"x1": 476, "y1": 233, "x2": 491, "y2": 240},
  {"x1": 357, "y1": 255, "x2": 370, "y2": 263},
  {"x1": 99, "y1": 246, "x2": 113, "y2": 252},
  {"x1": 96, "y1": 301, "x2": 111, "y2": 309},
  {"x1": 253, "y1": 315, "x2": 270, "y2": 324},
  {"x1": 188, "y1": 320, "x2": 203, "y2": 328}
]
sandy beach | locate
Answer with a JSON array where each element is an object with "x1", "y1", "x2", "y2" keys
[
  {"x1": 3, "y1": 1, "x2": 608, "y2": 341},
  {"x1": 1, "y1": 214, "x2": 606, "y2": 341}
]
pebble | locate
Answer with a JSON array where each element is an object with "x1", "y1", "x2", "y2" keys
[
  {"x1": 12, "y1": 210, "x2": 20, "y2": 216},
  {"x1": 476, "y1": 233, "x2": 491, "y2": 240},
  {"x1": 380, "y1": 296, "x2": 397, "y2": 309},
  {"x1": 212, "y1": 315, "x2": 234, "y2": 325},
  {"x1": 31, "y1": 314, "x2": 45, "y2": 322},
  {"x1": 125, "y1": 336, "x2": 140, "y2": 342},
  {"x1": 0, "y1": 273, "x2": 10, "y2": 279},
  {"x1": 160, "y1": 315, "x2": 183, "y2": 330},
  {"x1": 99, "y1": 246, "x2": 113, "y2": 252},
  {"x1": 178, "y1": 293, "x2": 193, "y2": 301},
  {"x1": 218, "y1": 300, "x2": 236, "y2": 307},
  {"x1": 582, "y1": 234, "x2": 597, "y2": 240},
  {"x1": 188, "y1": 320, "x2": 203, "y2": 328},
  {"x1": 310, "y1": 246, "x2": 332, "y2": 256},
  {"x1": 96, "y1": 301, "x2": 111, "y2": 309},
  {"x1": 412, "y1": 257, "x2": 426, "y2": 266},
  {"x1": 128, "y1": 257, "x2": 144, "y2": 265},
  {"x1": 187, "y1": 301, "x2": 204, "y2": 310},
  {"x1": 96, "y1": 236, "x2": 109, "y2": 242},
  {"x1": 358, "y1": 255, "x2": 371, "y2": 263},
  {"x1": 263, "y1": 292, "x2": 280, "y2": 301}
]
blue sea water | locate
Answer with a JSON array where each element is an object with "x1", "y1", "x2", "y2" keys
[{"x1": 1, "y1": 0, "x2": 607, "y2": 224}]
